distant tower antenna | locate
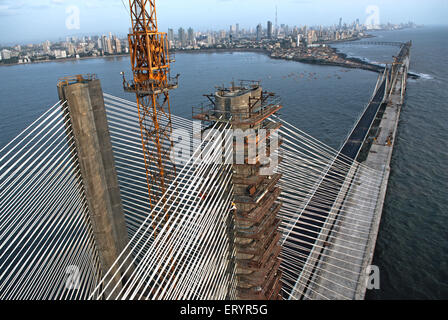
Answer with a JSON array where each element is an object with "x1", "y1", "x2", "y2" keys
[{"x1": 275, "y1": 5, "x2": 278, "y2": 36}]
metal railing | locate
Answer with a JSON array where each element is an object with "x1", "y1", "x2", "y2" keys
[
  {"x1": 192, "y1": 95, "x2": 282, "y2": 123},
  {"x1": 121, "y1": 73, "x2": 179, "y2": 95},
  {"x1": 58, "y1": 74, "x2": 97, "y2": 87}
]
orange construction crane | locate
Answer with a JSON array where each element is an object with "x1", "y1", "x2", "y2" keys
[{"x1": 123, "y1": 1, "x2": 179, "y2": 219}]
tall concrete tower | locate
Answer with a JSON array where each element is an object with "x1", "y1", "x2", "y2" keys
[
  {"x1": 57, "y1": 75, "x2": 133, "y2": 299},
  {"x1": 193, "y1": 81, "x2": 283, "y2": 300},
  {"x1": 275, "y1": 6, "x2": 278, "y2": 37}
]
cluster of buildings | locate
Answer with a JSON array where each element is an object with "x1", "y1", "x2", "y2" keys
[
  {"x1": 0, "y1": 33, "x2": 129, "y2": 65},
  {"x1": 167, "y1": 19, "x2": 367, "y2": 50},
  {"x1": 163, "y1": 19, "x2": 417, "y2": 72},
  {"x1": 0, "y1": 20, "x2": 417, "y2": 65},
  {"x1": 168, "y1": 20, "x2": 417, "y2": 51}
]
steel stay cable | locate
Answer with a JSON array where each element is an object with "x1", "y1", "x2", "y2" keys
[
  {"x1": 91, "y1": 119, "x2": 231, "y2": 298},
  {"x1": 120, "y1": 130, "x2": 234, "y2": 299}
]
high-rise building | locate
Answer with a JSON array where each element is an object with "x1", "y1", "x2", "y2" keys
[
  {"x1": 256, "y1": 24, "x2": 262, "y2": 41},
  {"x1": 178, "y1": 27, "x2": 186, "y2": 47},
  {"x1": 42, "y1": 40, "x2": 51, "y2": 53},
  {"x1": 296, "y1": 34, "x2": 302, "y2": 47},
  {"x1": 339, "y1": 17, "x2": 343, "y2": 30},
  {"x1": 307, "y1": 30, "x2": 317, "y2": 45},
  {"x1": 101, "y1": 35, "x2": 113, "y2": 54},
  {"x1": 114, "y1": 37, "x2": 122, "y2": 54},
  {"x1": 67, "y1": 42, "x2": 75, "y2": 56},
  {"x1": 275, "y1": 5, "x2": 278, "y2": 37},
  {"x1": 187, "y1": 27, "x2": 194, "y2": 45},
  {"x1": 267, "y1": 21, "x2": 273, "y2": 39},
  {"x1": 106, "y1": 38, "x2": 113, "y2": 54},
  {"x1": 54, "y1": 49, "x2": 67, "y2": 59},
  {"x1": 167, "y1": 28, "x2": 174, "y2": 42},
  {"x1": 207, "y1": 34, "x2": 214, "y2": 46},
  {"x1": 236, "y1": 23, "x2": 240, "y2": 36},
  {"x1": 101, "y1": 35, "x2": 107, "y2": 52},
  {"x1": 1, "y1": 49, "x2": 11, "y2": 60}
]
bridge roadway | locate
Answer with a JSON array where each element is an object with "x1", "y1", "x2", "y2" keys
[
  {"x1": 284, "y1": 42, "x2": 412, "y2": 299},
  {"x1": 283, "y1": 43, "x2": 411, "y2": 299},
  {"x1": 282, "y1": 77, "x2": 387, "y2": 299},
  {"x1": 336, "y1": 41, "x2": 404, "y2": 47},
  {"x1": 340, "y1": 80, "x2": 387, "y2": 159}
]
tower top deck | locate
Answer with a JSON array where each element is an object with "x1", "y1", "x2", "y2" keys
[{"x1": 192, "y1": 81, "x2": 282, "y2": 126}]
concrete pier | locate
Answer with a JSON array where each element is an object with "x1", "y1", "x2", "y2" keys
[{"x1": 57, "y1": 75, "x2": 132, "y2": 298}]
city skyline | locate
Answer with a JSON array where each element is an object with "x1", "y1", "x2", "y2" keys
[
  {"x1": 0, "y1": 0, "x2": 447, "y2": 45},
  {"x1": 0, "y1": 18, "x2": 417, "y2": 65}
]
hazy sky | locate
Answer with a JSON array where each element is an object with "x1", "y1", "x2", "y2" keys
[{"x1": 0, "y1": 0, "x2": 447, "y2": 45}]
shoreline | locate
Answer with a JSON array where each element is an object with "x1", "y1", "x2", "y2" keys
[
  {"x1": 0, "y1": 54, "x2": 129, "y2": 67},
  {"x1": 0, "y1": 37, "x2": 419, "y2": 78},
  {"x1": 0, "y1": 48, "x2": 382, "y2": 75},
  {"x1": 174, "y1": 44, "x2": 419, "y2": 79},
  {"x1": 174, "y1": 46, "x2": 386, "y2": 75}
]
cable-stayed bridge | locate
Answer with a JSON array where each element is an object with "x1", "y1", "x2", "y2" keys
[{"x1": 0, "y1": 42, "x2": 411, "y2": 300}]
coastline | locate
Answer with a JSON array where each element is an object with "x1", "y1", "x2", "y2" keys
[
  {"x1": 0, "y1": 34, "x2": 419, "y2": 78},
  {"x1": 0, "y1": 53, "x2": 129, "y2": 67},
  {"x1": 174, "y1": 45, "x2": 386, "y2": 75},
  {"x1": 0, "y1": 48, "x2": 383, "y2": 75}
]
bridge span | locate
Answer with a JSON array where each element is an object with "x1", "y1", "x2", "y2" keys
[
  {"x1": 0, "y1": 41, "x2": 412, "y2": 300},
  {"x1": 332, "y1": 41, "x2": 405, "y2": 47},
  {"x1": 285, "y1": 41, "x2": 412, "y2": 299}
]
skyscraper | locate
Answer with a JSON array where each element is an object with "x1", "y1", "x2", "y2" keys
[
  {"x1": 114, "y1": 37, "x2": 122, "y2": 54},
  {"x1": 187, "y1": 27, "x2": 194, "y2": 45},
  {"x1": 168, "y1": 28, "x2": 174, "y2": 42},
  {"x1": 275, "y1": 5, "x2": 278, "y2": 37},
  {"x1": 256, "y1": 24, "x2": 262, "y2": 41},
  {"x1": 267, "y1": 21, "x2": 273, "y2": 39},
  {"x1": 296, "y1": 34, "x2": 302, "y2": 47},
  {"x1": 42, "y1": 40, "x2": 51, "y2": 53},
  {"x1": 101, "y1": 35, "x2": 112, "y2": 54},
  {"x1": 178, "y1": 27, "x2": 186, "y2": 47},
  {"x1": 106, "y1": 37, "x2": 113, "y2": 54}
]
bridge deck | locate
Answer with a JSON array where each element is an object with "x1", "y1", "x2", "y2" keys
[
  {"x1": 283, "y1": 69, "x2": 387, "y2": 300},
  {"x1": 303, "y1": 52, "x2": 409, "y2": 299},
  {"x1": 285, "y1": 43, "x2": 410, "y2": 300}
]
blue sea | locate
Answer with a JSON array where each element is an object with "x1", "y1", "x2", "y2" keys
[{"x1": 0, "y1": 26, "x2": 446, "y2": 299}]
